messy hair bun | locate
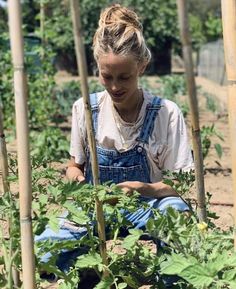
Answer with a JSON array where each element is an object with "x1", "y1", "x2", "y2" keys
[{"x1": 93, "y1": 4, "x2": 151, "y2": 64}]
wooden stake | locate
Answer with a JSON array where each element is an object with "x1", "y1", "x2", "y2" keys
[
  {"x1": 40, "y1": 0, "x2": 45, "y2": 59},
  {"x1": 0, "y1": 101, "x2": 21, "y2": 288},
  {"x1": 70, "y1": 0, "x2": 108, "y2": 269},
  {"x1": 8, "y1": 1, "x2": 36, "y2": 288},
  {"x1": 0, "y1": 102, "x2": 9, "y2": 193},
  {"x1": 221, "y1": 0, "x2": 236, "y2": 249},
  {"x1": 177, "y1": 0, "x2": 207, "y2": 222}
]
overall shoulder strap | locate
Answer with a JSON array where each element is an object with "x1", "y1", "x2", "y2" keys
[
  {"x1": 137, "y1": 96, "x2": 162, "y2": 144},
  {"x1": 89, "y1": 93, "x2": 99, "y2": 134}
]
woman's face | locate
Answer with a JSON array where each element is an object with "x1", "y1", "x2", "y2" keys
[{"x1": 98, "y1": 52, "x2": 145, "y2": 106}]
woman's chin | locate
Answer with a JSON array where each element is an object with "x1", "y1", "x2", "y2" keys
[{"x1": 110, "y1": 93, "x2": 126, "y2": 103}]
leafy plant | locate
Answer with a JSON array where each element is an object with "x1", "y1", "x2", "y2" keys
[
  {"x1": 0, "y1": 191, "x2": 21, "y2": 289},
  {"x1": 163, "y1": 169, "x2": 195, "y2": 201},
  {"x1": 0, "y1": 152, "x2": 67, "y2": 287},
  {"x1": 204, "y1": 12, "x2": 223, "y2": 42},
  {"x1": 2, "y1": 153, "x2": 236, "y2": 289},
  {"x1": 55, "y1": 79, "x2": 103, "y2": 117},
  {"x1": 147, "y1": 208, "x2": 236, "y2": 289},
  {"x1": 204, "y1": 92, "x2": 218, "y2": 114},
  {"x1": 156, "y1": 74, "x2": 189, "y2": 117},
  {"x1": 201, "y1": 124, "x2": 224, "y2": 160},
  {"x1": 0, "y1": 33, "x2": 59, "y2": 131},
  {"x1": 35, "y1": 182, "x2": 151, "y2": 287},
  {"x1": 0, "y1": 34, "x2": 14, "y2": 130},
  {"x1": 30, "y1": 127, "x2": 69, "y2": 162},
  {"x1": 156, "y1": 75, "x2": 187, "y2": 100}
]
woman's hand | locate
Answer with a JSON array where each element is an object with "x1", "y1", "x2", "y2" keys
[
  {"x1": 116, "y1": 181, "x2": 143, "y2": 196},
  {"x1": 66, "y1": 157, "x2": 86, "y2": 184},
  {"x1": 76, "y1": 175, "x2": 86, "y2": 184},
  {"x1": 116, "y1": 181, "x2": 179, "y2": 198}
]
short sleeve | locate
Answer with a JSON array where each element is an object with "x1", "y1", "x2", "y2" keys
[
  {"x1": 160, "y1": 104, "x2": 193, "y2": 172},
  {"x1": 69, "y1": 99, "x2": 87, "y2": 165}
]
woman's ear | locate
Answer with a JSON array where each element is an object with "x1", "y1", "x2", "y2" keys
[{"x1": 139, "y1": 62, "x2": 147, "y2": 76}]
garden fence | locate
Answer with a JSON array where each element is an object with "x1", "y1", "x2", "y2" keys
[{"x1": 198, "y1": 39, "x2": 226, "y2": 85}]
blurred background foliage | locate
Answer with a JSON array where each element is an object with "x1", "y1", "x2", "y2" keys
[
  {"x1": 0, "y1": 0, "x2": 222, "y2": 132},
  {"x1": 0, "y1": 0, "x2": 222, "y2": 74}
]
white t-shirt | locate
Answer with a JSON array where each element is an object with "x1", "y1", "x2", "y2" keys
[{"x1": 70, "y1": 90, "x2": 193, "y2": 183}]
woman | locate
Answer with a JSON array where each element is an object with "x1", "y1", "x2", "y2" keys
[
  {"x1": 38, "y1": 3, "x2": 193, "y2": 284},
  {"x1": 67, "y1": 4, "x2": 192, "y2": 210}
]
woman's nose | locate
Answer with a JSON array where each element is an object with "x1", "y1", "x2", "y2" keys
[{"x1": 110, "y1": 80, "x2": 120, "y2": 91}]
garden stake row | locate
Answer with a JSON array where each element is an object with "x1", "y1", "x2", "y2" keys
[
  {"x1": 221, "y1": 0, "x2": 236, "y2": 250},
  {"x1": 8, "y1": 0, "x2": 36, "y2": 288},
  {"x1": 70, "y1": 0, "x2": 109, "y2": 275},
  {"x1": 177, "y1": 0, "x2": 207, "y2": 222}
]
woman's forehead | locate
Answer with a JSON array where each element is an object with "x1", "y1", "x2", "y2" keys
[{"x1": 98, "y1": 52, "x2": 138, "y2": 72}]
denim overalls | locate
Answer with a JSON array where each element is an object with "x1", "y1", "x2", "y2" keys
[
  {"x1": 84, "y1": 93, "x2": 189, "y2": 229},
  {"x1": 36, "y1": 93, "x2": 189, "y2": 277}
]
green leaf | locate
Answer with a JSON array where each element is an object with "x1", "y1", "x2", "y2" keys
[
  {"x1": 48, "y1": 215, "x2": 60, "y2": 233},
  {"x1": 94, "y1": 276, "x2": 114, "y2": 289},
  {"x1": 128, "y1": 228, "x2": 143, "y2": 236},
  {"x1": 38, "y1": 194, "x2": 48, "y2": 205},
  {"x1": 180, "y1": 264, "x2": 214, "y2": 287},
  {"x1": 122, "y1": 229, "x2": 142, "y2": 250},
  {"x1": 227, "y1": 280, "x2": 236, "y2": 289},
  {"x1": 76, "y1": 252, "x2": 102, "y2": 268},
  {"x1": 118, "y1": 282, "x2": 128, "y2": 289},
  {"x1": 122, "y1": 275, "x2": 139, "y2": 288},
  {"x1": 223, "y1": 269, "x2": 236, "y2": 281},
  {"x1": 214, "y1": 143, "x2": 223, "y2": 158},
  {"x1": 48, "y1": 185, "x2": 61, "y2": 197},
  {"x1": 161, "y1": 254, "x2": 197, "y2": 275},
  {"x1": 207, "y1": 251, "x2": 236, "y2": 275},
  {"x1": 64, "y1": 202, "x2": 90, "y2": 225}
]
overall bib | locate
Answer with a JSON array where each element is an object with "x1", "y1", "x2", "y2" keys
[{"x1": 36, "y1": 93, "x2": 189, "y2": 277}]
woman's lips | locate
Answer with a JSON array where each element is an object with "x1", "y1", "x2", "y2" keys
[{"x1": 111, "y1": 92, "x2": 125, "y2": 98}]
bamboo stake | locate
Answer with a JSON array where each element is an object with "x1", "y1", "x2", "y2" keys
[
  {"x1": 177, "y1": 0, "x2": 207, "y2": 222},
  {"x1": 40, "y1": 0, "x2": 45, "y2": 59},
  {"x1": 0, "y1": 102, "x2": 21, "y2": 288},
  {"x1": 8, "y1": 1, "x2": 36, "y2": 288},
  {"x1": 221, "y1": 0, "x2": 236, "y2": 249},
  {"x1": 70, "y1": 0, "x2": 108, "y2": 269},
  {"x1": 0, "y1": 102, "x2": 9, "y2": 193}
]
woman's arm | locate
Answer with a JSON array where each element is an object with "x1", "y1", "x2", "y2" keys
[
  {"x1": 66, "y1": 157, "x2": 86, "y2": 183},
  {"x1": 116, "y1": 181, "x2": 178, "y2": 198}
]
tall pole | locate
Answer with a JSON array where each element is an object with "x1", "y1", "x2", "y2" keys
[
  {"x1": 40, "y1": 0, "x2": 45, "y2": 59},
  {"x1": 0, "y1": 102, "x2": 10, "y2": 194},
  {"x1": 177, "y1": 0, "x2": 207, "y2": 222},
  {"x1": 8, "y1": 0, "x2": 36, "y2": 287},
  {"x1": 0, "y1": 102, "x2": 21, "y2": 288},
  {"x1": 221, "y1": 0, "x2": 236, "y2": 249},
  {"x1": 70, "y1": 0, "x2": 108, "y2": 270}
]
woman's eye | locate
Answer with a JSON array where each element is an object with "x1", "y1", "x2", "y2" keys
[
  {"x1": 120, "y1": 76, "x2": 130, "y2": 80},
  {"x1": 103, "y1": 75, "x2": 111, "y2": 80},
  {"x1": 101, "y1": 73, "x2": 111, "y2": 79}
]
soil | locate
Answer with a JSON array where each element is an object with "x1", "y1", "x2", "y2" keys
[{"x1": 0, "y1": 74, "x2": 234, "y2": 288}]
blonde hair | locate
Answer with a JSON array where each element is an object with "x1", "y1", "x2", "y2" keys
[{"x1": 93, "y1": 4, "x2": 151, "y2": 64}]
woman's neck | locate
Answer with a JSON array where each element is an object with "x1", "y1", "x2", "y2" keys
[{"x1": 113, "y1": 89, "x2": 143, "y2": 123}]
